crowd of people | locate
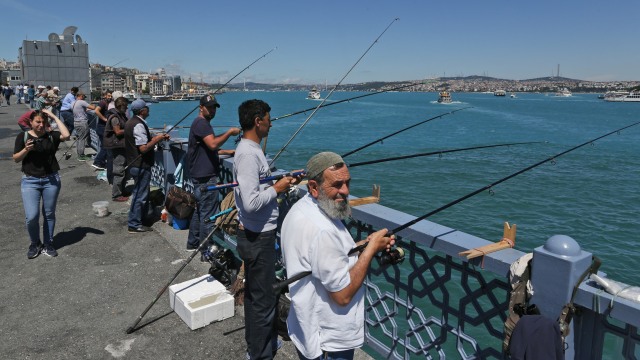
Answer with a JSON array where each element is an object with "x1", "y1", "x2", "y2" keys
[{"x1": 12, "y1": 89, "x2": 397, "y2": 360}]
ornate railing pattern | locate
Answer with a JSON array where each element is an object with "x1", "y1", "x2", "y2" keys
[{"x1": 124, "y1": 139, "x2": 640, "y2": 359}]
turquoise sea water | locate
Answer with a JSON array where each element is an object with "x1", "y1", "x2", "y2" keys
[{"x1": 146, "y1": 91, "x2": 640, "y2": 286}]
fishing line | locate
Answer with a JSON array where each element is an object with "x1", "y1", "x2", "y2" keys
[
  {"x1": 275, "y1": 120, "x2": 640, "y2": 288},
  {"x1": 203, "y1": 143, "x2": 541, "y2": 192},
  {"x1": 271, "y1": 82, "x2": 426, "y2": 122},
  {"x1": 164, "y1": 47, "x2": 277, "y2": 135},
  {"x1": 366, "y1": 119, "x2": 640, "y2": 240},
  {"x1": 341, "y1": 107, "x2": 472, "y2": 158},
  {"x1": 268, "y1": 18, "x2": 400, "y2": 166},
  {"x1": 124, "y1": 48, "x2": 276, "y2": 171},
  {"x1": 346, "y1": 141, "x2": 544, "y2": 168}
]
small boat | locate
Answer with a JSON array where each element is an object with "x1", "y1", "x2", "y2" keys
[
  {"x1": 555, "y1": 88, "x2": 572, "y2": 97},
  {"x1": 437, "y1": 90, "x2": 452, "y2": 103},
  {"x1": 603, "y1": 91, "x2": 640, "y2": 102},
  {"x1": 510, "y1": 93, "x2": 517, "y2": 99},
  {"x1": 307, "y1": 87, "x2": 321, "y2": 100},
  {"x1": 494, "y1": 90, "x2": 506, "y2": 97}
]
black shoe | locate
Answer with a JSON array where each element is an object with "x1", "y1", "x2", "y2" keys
[
  {"x1": 186, "y1": 244, "x2": 199, "y2": 252},
  {"x1": 27, "y1": 243, "x2": 42, "y2": 259},
  {"x1": 128, "y1": 227, "x2": 148, "y2": 233},
  {"x1": 42, "y1": 244, "x2": 58, "y2": 257}
]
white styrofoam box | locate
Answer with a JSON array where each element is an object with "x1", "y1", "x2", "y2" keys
[{"x1": 168, "y1": 275, "x2": 234, "y2": 330}]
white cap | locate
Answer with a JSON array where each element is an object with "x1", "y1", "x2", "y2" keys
[{"x1": 53, "y1": 86, "x2": 59, "y2": 91}]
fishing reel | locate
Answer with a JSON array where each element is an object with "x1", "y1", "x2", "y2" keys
[
  {"x1": 201, "y1": 244, "x2": 238, "y2": 287},
  {"x1": 378, "y1": 247, "x2": 405, "y2": 266}
]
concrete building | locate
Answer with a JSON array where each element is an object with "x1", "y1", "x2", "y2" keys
[{"x1": 19, "y1": 26, "x2": 90, "y2": 95}]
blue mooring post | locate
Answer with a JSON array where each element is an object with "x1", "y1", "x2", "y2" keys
[{"x1": 530, "y1": 235, "x2": 593, "y2": 359}]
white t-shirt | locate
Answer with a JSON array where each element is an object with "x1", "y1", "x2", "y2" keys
[{"x1": 281, "y1": 193, "x2": 364, "y2": 359}]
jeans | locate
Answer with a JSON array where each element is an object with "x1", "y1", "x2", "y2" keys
[
  {"x1": 237, "y1": 228, "x2": 278, "y2": 360},
  {"x1": 74, "y1": 121, "x2": 88, "y2": 155},
  {"x1": 187, "y1": 176, "x2": 219, "y2": 249},
  {"x1": 60, "y1": 111, "x2": 74, "y2": 134},
  {"x1": 93, "y1": 123, "x2": 107, "y2": 166},
  {"x1": 296, "y1": 349, "x2": 354, "y2": 360},
  {"x1": 110, "y1": 149, "x2": 127, "y2": 198},
  {"x1": 21, "y1": 173, "x2": 61, "y2": 246},
  {"x1": 127, "y1": 167, "x2": 151, "y2": 229}
]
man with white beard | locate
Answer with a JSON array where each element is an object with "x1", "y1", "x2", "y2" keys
[{"x1": 280, "y1": 151, "x2": 395, "y2": 360}]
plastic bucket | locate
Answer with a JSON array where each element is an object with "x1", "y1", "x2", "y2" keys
[{"x1": 92, "y1": 201, "x2": 110, "y2": 217}]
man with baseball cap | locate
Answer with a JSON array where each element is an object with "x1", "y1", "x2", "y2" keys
[
  {"x1": 281, "y1": 151, "x2": 395, "y2": 360},
  {"x1": 185, "y1": 94, "x2": 240, "y2": 251},
  {"x1": 124, "y1": 99, "x2": 170, "y2": 233}
]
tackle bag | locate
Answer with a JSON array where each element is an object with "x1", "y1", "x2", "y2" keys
[
  {"x1": 215, "y1": 191, "x2": 239, "y2": 235},
  {"x1": 164, "y1": 185, "x2": 196, "y2": 220}
]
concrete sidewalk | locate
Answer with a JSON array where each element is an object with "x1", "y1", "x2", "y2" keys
[{"x1": 0, "y1": 100, "x2": 301, "y2": 360}]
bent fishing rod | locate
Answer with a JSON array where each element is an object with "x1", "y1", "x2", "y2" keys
[
  {"x1": 126, "y1": 207, "x2": 235, "y2": 334},
  {"x1": 164, "y1": 47, "x2": 277, "y2": 135},
  {"x1": 204, "y1": 142, "x2": 541, "y2": 192},
  {"x1": 271, "y1": 82, "x2": 425, "y2": 122},
  {"x1": 341, "y1": 106, "x2": 472, "y2": 158},
  {"x1": 269, "y1": 18, "x2": 400, "y2": 166},
  {"x1": 274, "y1": 120, "x2": 640, "y2": 290}
]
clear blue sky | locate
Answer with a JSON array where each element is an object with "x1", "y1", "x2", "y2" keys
[{"x1": 2, "y1": 0, "x2": 639, "y2": 84}]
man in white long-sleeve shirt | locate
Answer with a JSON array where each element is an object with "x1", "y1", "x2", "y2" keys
[{"x1": 233, "y1": 99, "x2": 299, "y2": 360}]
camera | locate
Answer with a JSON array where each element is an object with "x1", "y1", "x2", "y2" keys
[
  {"x1": 201, "y1": 244, "x2": 239, "y2": 287},
  {"x1": 378, "y1": 247, "x2": 405, "y2": 266}
]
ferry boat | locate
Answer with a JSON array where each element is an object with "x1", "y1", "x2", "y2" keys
[
  {"x1": 603, "y1": 91, "x2": 640, "y2": 102},
  {"x1": 494, "y1": 90, "x2": 506, "y2": 96},
  {"x1": 555, "y1": 88, "x2": 573, "y2": 97},
  {"x1": 437, "y1": 90, "x2": 452, "y2": 103},
  {"x1": 307, "y1": 87, "x2": 321, "y2": 100}
]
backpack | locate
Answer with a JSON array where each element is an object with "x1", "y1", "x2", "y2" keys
[{"x1": 215, "y1": 191, "x2": 239, "y2": 235}]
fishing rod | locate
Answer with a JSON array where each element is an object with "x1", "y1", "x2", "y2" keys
[
  {"x1": 341, "y1": 107, "x2": 472, "y2": 158},
  {"x1": 204, "y1": 142, "x2": 541, "y2": 192},
  {"x1": 126, "y1": 207, "x2": 235, "y2": 334},
  {"x1": 273, "y1": 120, "x2": 640, "y2": 290},
  {"x1": 269, "y1": 18, "x2": 400, "y2": 166},
  {"x1": 203, "y1": 170, "x2": 306, "y2": 192},
  {"x1": 123, "y1": 48, "x2": 277, "y2": 171},
  {"x1": 271, "y1": 82, "x2": 425, "y2": 122},
  {"x1": 164, "y1": 47, "x2": 277, "y2": 135},
  {"x1": 346, "y1": 141, "x2": 544, "y2": 168},
  {"x1": 77, "y1": 58, "x2": 129, "y2": 90}
]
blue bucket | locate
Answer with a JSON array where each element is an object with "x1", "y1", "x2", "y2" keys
[{"x1": 172, "y1": 217, "x2": 189, "y2": 230}]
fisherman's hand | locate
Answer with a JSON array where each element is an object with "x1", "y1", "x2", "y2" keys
[
  {"x1": 228, "y1": 127, "x2": 241, "y2": 136},
  {"x1": 273, "y1": 176, "x2": 295, "y2": 194},
  {"x1": 365, "y1": 228, "x2": 395, "y2": 253},
  {"x1": 290, "y1": 169, "x2": 305, "y2": 185}
]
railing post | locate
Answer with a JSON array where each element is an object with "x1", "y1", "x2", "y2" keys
[{"x1": 530, "y1": 234, "x2": 593, "y2": 359}]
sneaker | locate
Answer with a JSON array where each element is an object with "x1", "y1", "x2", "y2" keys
[
  {"x1": 113, "y1": 196, "x2": 129, "y2": 202},
  {"x1": 186, "y1": 244, "x2": 199, "y2": 252},
  {"x1": 128, "y1": 227, "x2": 148, "y2": 233},
  {"x1": 92, "y1": 163, "x2": 106, "y2": 170},
  {"x1": 77, "y1": 155, "x2": 90, "y2": 162},
  {"x1": 27, "y1": 243, "x2": 42, "y2": 259},
  {"x1": 42, "y1": 244, "x2": 58, "y2": 257}
]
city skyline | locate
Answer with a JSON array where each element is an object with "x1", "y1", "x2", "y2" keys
[{"x1": 2, "y1": 0, "x2": 639, "y2": 84}]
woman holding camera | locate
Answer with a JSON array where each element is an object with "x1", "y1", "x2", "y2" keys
[{"x1": 13, "y1": 109, "x2": 70, "y2": 259}]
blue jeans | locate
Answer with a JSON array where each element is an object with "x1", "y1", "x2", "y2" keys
[
  {"x1": 187, "y1": 176, "x2": 219, "y2": 249},
  {"x1": 21, "y1": 173, "x2": 61, "y2": 246},
  {"x1": 93, "y1": 123, "x2": 107, "y2": 166},
  {"x1": 237, "y1": 228, "x2": 278, "y2": 360},
  {"x1": 296, "y1": 349, "x2": 354, "y2": 360},
  {"x1": 127, "y1": 167, "x2": 151, "y2": 228},
  {"x1": 60, "y1": 110, "x2": 74, "y2": 134}
]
